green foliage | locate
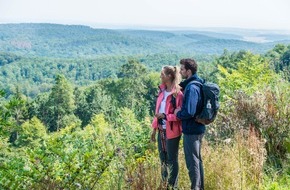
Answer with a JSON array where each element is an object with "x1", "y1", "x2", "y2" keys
[
  {"x1": 215, "y1": 49, "x2": 248, "y2": 72},
  {"x1": 46, "y1": 75, "x2": 77, "y2": 131},
  {"x1": 280, "y1": 49, "x2": 290, "y2": 80},
  {"x1": 262, "y1": 165, "x2": 290, "y2": 190},
  {"x1": 74, "y1": 84, "x2": 114, "y2": 127},
  {"x1": 197, "y1": 61, "x2": 218, "y2": 83},
  {"x1": 212, "y1": 80, "x2": 289, "y2": 169},
  {"x1": 0, "y1": 90, "x2": 9, "y2": 136},
  {"x1": 28, "y1": 93, "x2": 50, "y2": 126},
  {"x1": 266, "y1": 44, "x2": 290, "y2": 81},
  {"x1": 15, "y1": 117, "x2": 47, "y2": 147},
  {"x1": 217, "y1": 52, "x2": 277, "y2": 99},
  {"x1": 0, "y1": 106, "x2": 152, "y2": 189},
  {"x1": 1, "y1": 121, "x2": 110, "y2": 189},
  {"x1": 0, "y1": 52, "x2": 21, "y2": 66},
  {"x1": 113, "y1": 108, "x2": 150, "y2": 157},
  {"x1": 206, "y1": 49, "x2": 289, "y2": 186},
  {"x1": 0, "y1": 89, "x2": 29, "y2": 143},
  {"x1": 142, "y1": 72, "x2": 160, "y2": 115},
  {"x1": 0, "y1": 53, "x2": 205, "y2": 98},
  {"x1": 1, "y1": 43, "x2": 290, "y2": 188},
  {"x1": 118, "y1": 59, "x2": 148, "y2": 78},
  {"x1": 2, "y1": 23, "x2": 289, "y2": 98},
  {"x1": 88, "y1": 114, "x2": 111, "y2": 136},
  {"x1": 105, "y1": 60, "x2": 156, "y2": 119},
  {"x1": 6, "y1": 88, "x2": 28, "y2": 126}
]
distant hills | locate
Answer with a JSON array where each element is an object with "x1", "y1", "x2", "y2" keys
[
  {"x1": 1, "y1": 23, "x2": 290, "y2": 97},
  {"x1": 1, "y1": 23, "x2": 290, "y2": 58}
]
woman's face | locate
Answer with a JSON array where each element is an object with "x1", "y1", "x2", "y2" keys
[{"x1": 160, "y1": 69, "x2": 171, "y2": 83}]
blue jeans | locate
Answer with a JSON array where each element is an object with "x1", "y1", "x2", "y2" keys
[
  {"x1": 183, "y1": 133, "x2": 204, "y2": 190},
  {"x1": 158, "y1": 131, "x2": 181, "y2": 188}
]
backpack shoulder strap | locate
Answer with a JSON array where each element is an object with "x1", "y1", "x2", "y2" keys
[
  {"x1": 188, "y1": 80, "x2": 203, "y2": 89},
  {"x1": 189, "y1": 80, "x2": 202, "y2": 85}
]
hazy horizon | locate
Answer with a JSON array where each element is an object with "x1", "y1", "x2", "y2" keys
[
  {"x1": 1, "y1": 22, "x2": 290, "y2": 34},
  {"x1": 1, "y1": 0, "x2": 290, "y2": 31}
]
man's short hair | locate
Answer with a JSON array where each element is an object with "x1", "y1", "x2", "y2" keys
[{"x1": 180, "y1": 58, "x2": 198, "y2": 74}]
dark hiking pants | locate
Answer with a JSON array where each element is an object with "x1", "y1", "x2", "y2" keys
[
  {"x1": 158, "y1": 131, "x2": 181, "y2": 188},
  {"x1": 183, "y1": 133, "x2": 204, "y2": 190}
]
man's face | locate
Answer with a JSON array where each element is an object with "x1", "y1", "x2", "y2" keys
[{"x1": 180, "y1": 64, "x2": 188, "y2": 79}]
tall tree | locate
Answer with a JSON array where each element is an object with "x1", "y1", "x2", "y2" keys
[
  {"x1": 47, "y1": 75, "x2": 76, "y2": 131},
  {"x1": 265, "y1": 44, "x2": 290, "y2": 81},
  {"x1": 0, "y1": 89, "x2": 9, "y2": 136},
  {"x1": 280, "y1": 49, "x2": 290, "y2": 81},
  {"x1": 74, "y1": 85, "x2": 113, "y2": 127},
  {"x1": 117, "y1": 59, "x2": 147, "y2": 78},
  {"x1": 115, "y1": 60, "x2": 149, "y2": 119},
  {"x1": 4, "y1": 88, "x2": 29, "y2": 144}
]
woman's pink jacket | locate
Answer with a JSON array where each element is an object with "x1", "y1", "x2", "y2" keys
[{"x1": 151, "y1": 84, "x2": 183, "y2": 139}]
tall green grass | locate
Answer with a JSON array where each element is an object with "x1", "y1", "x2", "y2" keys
[{"x1": 97, "y1": 129, "x2": 267, "y2": 190}]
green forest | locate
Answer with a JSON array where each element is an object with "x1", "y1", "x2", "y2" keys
[{"x1": 0, "y1": 24, "x2": 290, "y2": 189}]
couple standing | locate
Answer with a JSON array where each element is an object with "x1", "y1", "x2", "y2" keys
[{"x1": 151, "y1": 58, "x2": 205, "y2": 190}]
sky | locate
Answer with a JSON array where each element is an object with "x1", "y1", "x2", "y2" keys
[{"x1": 0, "y1": 0, "x2": 290, "y2": 30}]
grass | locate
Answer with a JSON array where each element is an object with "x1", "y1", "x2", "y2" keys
[{"x1": 96, "y1": 129, "x2": 273, "y2": 190}]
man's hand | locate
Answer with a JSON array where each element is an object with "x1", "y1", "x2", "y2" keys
[
  {"x1": 155, "y1": 113, "x2": 165, "y2": 119},
  {"x1": 174, "y1": 107, "x2": 181, "y2": 115}
]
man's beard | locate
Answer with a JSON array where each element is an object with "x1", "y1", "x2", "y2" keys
[{"x1": 181, "y1": 74, "x2": 188, "y2": 80}]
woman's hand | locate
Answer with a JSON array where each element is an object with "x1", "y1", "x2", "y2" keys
[{"x1": 150, "y1": 129, "x2": 157, "y2": 142}]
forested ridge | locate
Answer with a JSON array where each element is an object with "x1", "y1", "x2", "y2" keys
[
  {"x1": 1, "y1": 24, "x2": 290, "y2": 98},
  {"x1": 1, "y1": 24, "x2": 289, "y2": 58},
  {"x1": 0, "y1": 24, "x2": 289, "y2": 189}
]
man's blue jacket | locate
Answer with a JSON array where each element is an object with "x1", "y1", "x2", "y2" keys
[{"x1": 177, "y1": 74, "x2": 205, "y2": 135}]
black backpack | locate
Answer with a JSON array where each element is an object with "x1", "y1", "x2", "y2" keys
[{"x1": 189, "y1": 81, "x2": 220, "y2": 125}]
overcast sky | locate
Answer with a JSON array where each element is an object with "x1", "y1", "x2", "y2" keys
[{"x1": 0, "y1": 0, "x2": 289, "y2": 30}]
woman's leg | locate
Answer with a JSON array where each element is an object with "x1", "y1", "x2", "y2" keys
[
  {"x1": 167, "y1": 135, "x2": 181, "y2": 188},
  {"x1": 158, "y1": 131, "x2": 168, "y2": 181}
]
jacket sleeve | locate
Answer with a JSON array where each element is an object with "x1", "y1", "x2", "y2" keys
[
  {"x1": 166, "y1": 92, "x2": 183, "y2": 122},
  {"x1": 151, "y1": 90, "x2": 161, "y2": 129},
  {"x1": 151, "y1": 117, "x2": 158, "y2": 129},
  {"x1": 176, "y1": 85, "x2": 198, "y2": 120}
]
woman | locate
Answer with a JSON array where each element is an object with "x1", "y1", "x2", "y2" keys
[{"x1": 151, "y1": 66, "x2": 183, "y2": 189}]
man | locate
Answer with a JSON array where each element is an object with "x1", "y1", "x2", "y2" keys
[{"x1": 174, "y1": 58, "x2": 205, "y2": 190}]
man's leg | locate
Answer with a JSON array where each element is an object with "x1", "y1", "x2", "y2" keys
[
  {"x1": 199, "y1": 136, "x2": 204, "y2": 190},
  {"x1": 183, "y1": 134, "x2": 204, "y2": 190}
]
